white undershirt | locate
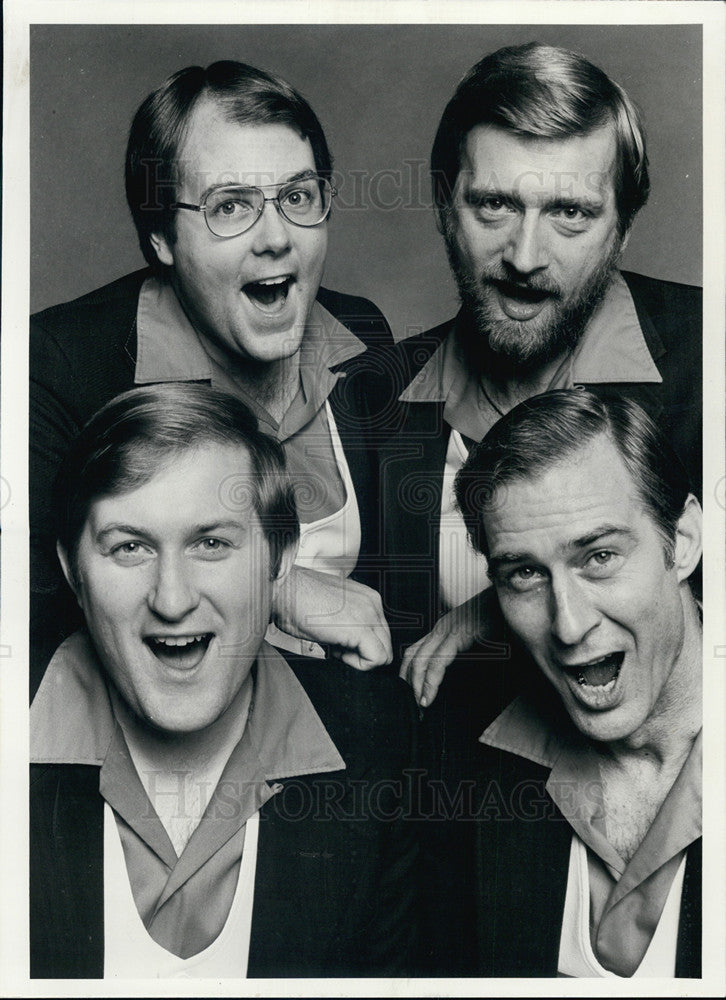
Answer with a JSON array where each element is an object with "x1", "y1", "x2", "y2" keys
[
  {"x1": 103, "y1": 804, "x2": 259, "y2": 979},
  {"x1": 439, "y1": 428, "x2": 491, "y2": 610},
  {"x1": 266, "y1": 400, "x2": 361, "y2": 658},
  {"x1": 557, "y1": 834, "x2": 686, "y2": 978}
]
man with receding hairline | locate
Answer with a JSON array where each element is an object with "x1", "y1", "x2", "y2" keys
[
  {"x1": 389, "y1": 42, "x2": 701, "y2": 706},
  {"x1": 30, "y1": 60, "x2": 395, "y2": 702}
]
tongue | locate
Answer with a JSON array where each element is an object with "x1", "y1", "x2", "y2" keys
[{"x1": 579, "y1": 654, "x2": 621, "y2": 687}]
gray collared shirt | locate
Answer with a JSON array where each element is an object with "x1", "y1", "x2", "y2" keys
[
  {"x1": 31, "y1": 631, "x2": 345, "y2": 959},
  {"x1": 481, "y1": 694, "x2": 701, "y2": 976}
]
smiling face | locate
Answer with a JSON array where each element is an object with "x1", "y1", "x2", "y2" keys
[
  {"x1": 483, "y1": 435, "x2": 701, "y2": 745},
  {"x1": 444, "y1": 123, "x2": 623, "y2": 367},
  {"x1": 151, "y1": 100, "x2": 328, "y2": 365},
  {"x1": 65, "y1": 444, "x2": 278, "y2": 735}
]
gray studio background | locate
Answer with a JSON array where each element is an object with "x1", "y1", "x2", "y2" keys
[{"x1": 30, "y1": 23, "x2": 702, "y2": 341}]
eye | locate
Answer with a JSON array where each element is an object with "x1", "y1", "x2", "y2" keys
[
  {"x1": 502, "y1": 565, "x2": 546, "y2": 593},
  {"x1": 584, "y1": 550, "x2": 623, "y2": 576},
  {"x1": 110, "y1": 540, "x2": 153, "y2": 565},
  {"x1": 208, "y1": 191, "x2": 256, "y2": 218},
  {"x1": 193, "y1": 537, "x2": 231, "y2": 560},
  {"x1": 551, "y1": 205, "x2": 591, "y2": 232},
  {"x1": 483, "y1": 196, "x2": 506, "y2": 211},
  {"x1": 281, "y1": 184, "x2": 316, "y2": 213},
  {"x1": 470, "y1": 194, "x2": 512, "y2": 216}
]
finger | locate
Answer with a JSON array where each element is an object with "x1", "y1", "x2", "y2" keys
[
  {"x1": 398, "y1": 642, "x2": 416, "y2": 688},
  {"x1": 407, "y1": 645, "x2": 433, "y2": 706},
  {"x1": 355, "y1": 627, "x2": 393, "y2": 669},
  {"x1": 327, "y1": 633, "x2": 388, "y2": 671},
  {"x1": 419, "y1": 652, "x2": 451, "y2": 708}
]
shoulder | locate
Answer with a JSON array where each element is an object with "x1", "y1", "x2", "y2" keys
[
  {"x1": 31, "y1": 268, "x2": 150, "y2": 332},
  {"x1": 30, "y1": 762, "x2": 102, "y2": 830},
  {"x1": 30, "y1": 268, "x2": 147, "y2": 376},
  {"x1": 30, "y1": 270, "x2": 145, "y2": 418},
  {"x1": 621, "y1": 270, "x2": 701, "y2": 332},
  {"x1": 316, "y1": 285, "x2": 394, "y2": 351},
  {"x1": 283, "y1": 654, "x2": 416, "y2": 773},
  {"x1": 394, "y1": 318, "x2": 453, "y2": 372}
]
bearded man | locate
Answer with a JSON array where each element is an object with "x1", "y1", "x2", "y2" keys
[{"x1": 388, "y1": 42, "x2": 701, "y2": 704}]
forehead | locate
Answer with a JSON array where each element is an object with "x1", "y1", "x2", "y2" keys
[
  {"x1": 459, "y1": 123, "x2": 617, "y2": 202},
  {"x1": 484, "y1": 436, "x2": 651, "y2": 557},
  {"x1": 85, "y1": 442, "x2": 259, "y2": 532},
  {"x1": 176, "y1": 97, "x2": 316, "y2": 196}
]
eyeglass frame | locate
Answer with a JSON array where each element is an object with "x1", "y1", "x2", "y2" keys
[{"x1": 170, "y1": 174, "x2": 336, "y2": 239}]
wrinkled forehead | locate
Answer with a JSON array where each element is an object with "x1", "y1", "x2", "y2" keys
[
  {"x1": 484, "y1": 438, "x2": 643, "y2": 553},
  {"x1": 458, "y1": 122, "x2": 618, "y2": 202}
]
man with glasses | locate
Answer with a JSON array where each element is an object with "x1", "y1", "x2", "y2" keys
[{"x1": 30, "y1": 61, "x2": 394, "y2": 698}]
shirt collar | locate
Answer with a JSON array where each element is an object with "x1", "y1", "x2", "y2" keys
[
  {"x1": 400, "y1": 270, "x2": 662, "y2": 408},
  {"x1": 479, "y1": 688, "x2": 582, "y2": 769},
  {"x1": 134, "y1": 274, "x2": 365, "y2": 402},
  {"x1": 481, "y1": 689, "x2": 702, "y2": 874},
  {"x1": 30, "y1": 630, "x2": 344, "y2": 778}
]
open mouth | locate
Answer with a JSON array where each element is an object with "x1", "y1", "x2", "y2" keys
[
  {"x1": 562, "y1": 651, "x2": 624, "y2": 690},
  {"x1": 493, "y1": 279, "x2": 552, "y2": 305},
  {"x1": 242, "y1": 275, "x2": 294, "y2": 313},
  {"x1": 145, "y1": 633, "x2": 213, "y2": 671},
  {"x1": 492, "y1": 279, "x2": 554, "y2": 321}
]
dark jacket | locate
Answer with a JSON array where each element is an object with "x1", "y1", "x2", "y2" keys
[
  {"x1": 30, "y1": 653, "x2": 418, "y2": 979},
  {"x1": 378, "y1": 271, "x2": 702, "y2": 654},
  {"x1": 417, "y1": 662, "x2": 702, "y2": 978},
  {"x1": 29, "y1": 269, "x2": 395, "y2": 698}
]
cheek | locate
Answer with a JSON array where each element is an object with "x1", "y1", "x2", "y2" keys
[
  {"x1": 498, "y1": 591, "x2": 548, "y2": 647},
  {"x1": 300, "y1": 229, "x2": 328, "y2": 276},
  {"x1": 77, "y1": 569, "x2": 143, "y2": 635}
]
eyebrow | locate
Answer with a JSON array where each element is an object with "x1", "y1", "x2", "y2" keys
[
  {"x1": 567, "y1": 526, "x2": 637, "y2": 550},
  {"x1": 200, "y1": 169, "x2": 317, "y2": 201},
  {"x1": 465, "y1": 184, "x2": 606, "y2": 213},
  {"x1": 94, "y1": 520, "x2": 248, "y2": 542},
  {"x1": 487, "y1": 526, "x2": 636, "y2": 575}
]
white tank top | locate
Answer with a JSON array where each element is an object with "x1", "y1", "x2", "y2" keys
[
  {"x1": 439, "y1": 428, "x2": 491, "y2": 610},
  {"x1": 266, "y1": 400, "x2": 362, "y2": 657},
  {"x1": 103, "y1": 805, "x2": 259, "y2": 979},
  {"x1": 557, "y1": 834, "x2": 686, "y2": 978}
]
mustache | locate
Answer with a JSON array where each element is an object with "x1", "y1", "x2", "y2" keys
[{"x1": 481, "y1": 268, "x2": 564, "y2": 300}]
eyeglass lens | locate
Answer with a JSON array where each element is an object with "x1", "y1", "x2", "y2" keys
[{"x1": 204, "y1": 177, "x2": 331, "y2": 237}]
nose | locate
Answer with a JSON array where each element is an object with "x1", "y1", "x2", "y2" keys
[
  {"x1": 250, "y1": 199, "x2": 292, "y2": 256},
  {"x1": 147, "y1": 553, "x2": 200, "y2": 622},
  {"x1": 501, "y1": 210, "x2": 549, "y2": 276},
  {"x1": 549, "y1": 572, "x2": 600, "y2": 647}
]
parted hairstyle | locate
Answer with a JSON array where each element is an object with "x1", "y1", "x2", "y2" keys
[
  {"x1": 54, "y1": 384, "x2": 300, "y2": 579},
  {"x1": 125, "y1": 60, "x2": 333, "y2": 269},
  {"x1": 454, "y1": 389, "x2": 691, "y2": 566},
  {"x1": 431, "y1": 42, "x2": 650, "y2": 237}
]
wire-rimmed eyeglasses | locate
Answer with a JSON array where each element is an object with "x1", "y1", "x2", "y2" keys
[{"x1": 171, "y1": 175, "x2": 336, "y2": 239}]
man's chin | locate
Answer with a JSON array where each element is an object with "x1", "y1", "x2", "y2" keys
[
  {"x1": 232, "y1": 324, "x2": 306, "y2": 366},
  {"x1": 469, "y1": 301, "x2": 577, "y2": 370}
]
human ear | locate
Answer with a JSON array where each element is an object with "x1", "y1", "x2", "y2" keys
[
  {"x1": 149, "y1": 231, "x2": 175, "y2": 268},
  {"x1": 272, "y1": 541, "x2": 298, "y2": 588},
  {"x1": 674, "y1": 494, "x2": 702, "y2": 582},
  {"x1": 56, "y1": 540, "x2": 81, "y2": 602}
]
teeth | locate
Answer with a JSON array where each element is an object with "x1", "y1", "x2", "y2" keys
[
  {"x1": 255, "y1": 276, "x2": 289, "y2": 286},
  {"x1": 152, "y1": 634, "x2": 206, "y2": 647}
]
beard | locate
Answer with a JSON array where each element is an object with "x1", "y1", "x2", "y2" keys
[{"x1": 444, "y1": 231, "x2": 623, "y2": 375}]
